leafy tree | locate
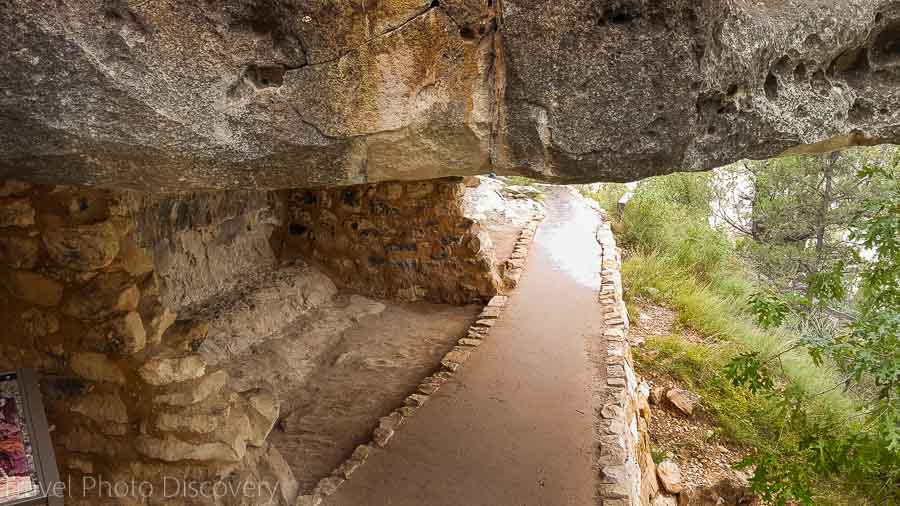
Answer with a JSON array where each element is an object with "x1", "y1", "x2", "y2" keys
[{"x1": 725, "y1": 147, "x2": 900, "y2": 504}]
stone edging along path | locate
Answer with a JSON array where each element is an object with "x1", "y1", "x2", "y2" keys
[
  {"x1": 296, "y1": 212, "x2": 546, "y2": 506},
  {"x1": 595, "y1": 212, "x2": 652, "y2": 506}
]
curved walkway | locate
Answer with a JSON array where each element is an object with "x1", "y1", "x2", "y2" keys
[{"x1": 325, "y1": 188, "x2": 607, "y2": 506}]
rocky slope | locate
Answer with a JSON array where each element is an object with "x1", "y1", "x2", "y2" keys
[{"x1": 1, "y1": 0, "x2": 898, "y2": 190}]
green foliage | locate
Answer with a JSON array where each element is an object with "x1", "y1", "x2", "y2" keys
[
  {"x1": 747, "y1": 292, "x2": 790, "y2": 329},
  {"x1": 592, "y1": 151, "x2": 900, "y2": 504}
]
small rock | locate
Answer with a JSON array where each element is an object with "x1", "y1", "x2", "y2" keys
[
  {"x1": 656, "y1": 459, "x2": 684, "y2": 493},
  {"x1": 458, "y1": 338, "x2": 482, "y2": 347},
  {"x1": 479, "y1": 306, "x2": 502, "y2": 319},
  {"x1": 441, "y1": 349, "x2": 470, "y2": 369},
  {"x1": 313, "y1": 476, "x2": 344, "y2": 497},
  {"x1": 405, "y1": 393, "x2": 429, "y2": 407},
  {"x1": 667, "y1": 388, "x2": 701, "y2": 416},
  {"x1": 649, "y1": 385, "x2": 666, "y2": 405},
  {"x1": 295, "y1": 495, "x2": 322, "y2": 506},
  {"x1": 486, "y1": 295, "x2": 508, "y2": 307}
]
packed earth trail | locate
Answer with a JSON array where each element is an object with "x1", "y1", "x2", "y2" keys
[{"x1": 325, "y1": 188, "x2": 608, "y2": 506}]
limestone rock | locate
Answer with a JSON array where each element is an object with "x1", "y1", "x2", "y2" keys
[
  {"x1": 313, "y1": 476, "x2": 345, "y2": 497},
  {"x1": 85, "y1": 311, "x2": 147, "y2": 354},
  {"x1": 154, "y1": 396, "x2": 230, "y2": 435},
  {"x1": 61, "y1": 272, "x2": 140, "y2": 320},
  {"x1": 134, "y1": 434, "x2": 243, "y2": 463},
  {"x1": 296, "y1": 495, "x2": 323, "y2": 506},
  {"x1": 0, "y1": 235, "x2": 39, "y2": 268},
  {"x1": 61, "y1": 427, "x2": 124, "y2": 457},
  {"x1": 667, "y1": 388, "x2": 701, "y2": 416},
  {"x1": 656, "y1": 459, "x2": 684, "y2": 494},
  {"x1": 0, "y1": 199, "x2": 35, "y2": 228},
  {"x1": 118, "y1": 238, "x2": 155, "y2": 276},
  {"x1": 71, "y1": 391, "x2": 129, "y2": 425},
  {"x1": 677, "y1": 472, "x2": 754, "y2": 506},
  {"x1": 0, "y1": 181, "x2": 31, "y2": 197},
  {"x1": 42, "y1": 221, "x2": 120, "y2": 271},
  {"x1": 4, "y1": 1, "x2": 896, "y2": 189},
  {"x1": 140, "y1": 301, "x2": 177, "y2": 346},
  {"x1": 139, "y1": 355, "x2": 206, "y2": 386},
  {"x1": 2, "y1": 270, "x2": 63, "y2": 306},
  {"x1": 242, "y1": 388, "x2": 280, "y2": 447},
  {"x1": 70, "y1": 352, "x2": 126, "y2": 384},
  {"x1": 163, "y1": 320, "x2": 210, "y2": 352},
  {"x1": 20, "y1": 308, "x2": 59, "y2": 338},
  {"x1": 651, "y1": 495, "x2": 678, "y2": 506},
  {"x1": 154, "y1": 369, "x2": 229, "y2": 407}
]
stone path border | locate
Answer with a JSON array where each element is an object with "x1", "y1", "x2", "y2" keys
[
  {"x1": 595, "y1": 212, "x2": 651, "y2": 506},
  {"x1": 296, "y1": 212, "x2": 546, "y2": 506}
]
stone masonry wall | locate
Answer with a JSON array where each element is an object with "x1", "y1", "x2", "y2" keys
[
  {"x1": 0, "y1": 180, "x2": 295, "y2": 505},
  {"x1": 281, "y1": 178, "x2": 502, "y2": 304},
  {"x1": 595, "y1": 211, "x2": 656, "y2": 506}
]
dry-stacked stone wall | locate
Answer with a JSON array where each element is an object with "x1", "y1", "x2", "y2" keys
[
  {"x1": 595, "y1": 213, "x2": 658, "y2": 506},
  {"x1": 294, "y1": 213, "x2": 545, "y2": 506},
  {"x1": 0, "y1": 180, "x2": 294, "y2": 504},
  {"x1": 282, "y1": 178, "x2": 502, "y2": 304}
]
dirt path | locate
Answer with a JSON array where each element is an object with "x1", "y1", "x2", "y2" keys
[{"x1": 325, "y1": 188, "x2": 606, "y2": 506}]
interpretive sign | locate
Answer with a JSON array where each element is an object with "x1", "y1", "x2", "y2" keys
[{"x1": 0, "y1": 370, "x2": 61, "y2": 506}]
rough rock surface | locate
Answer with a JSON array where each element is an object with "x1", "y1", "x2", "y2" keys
[{"x1": 1, "y1": 1, "x2": 898, "y2": 190}]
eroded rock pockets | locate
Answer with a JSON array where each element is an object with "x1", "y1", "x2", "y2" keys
[{"x1": 0, "y1": 0, "x2": 898, "y2": 190}]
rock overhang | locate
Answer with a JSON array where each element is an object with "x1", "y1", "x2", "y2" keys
[{"x1": 0, "y1": 0, "x2": 897, "y2": 191}]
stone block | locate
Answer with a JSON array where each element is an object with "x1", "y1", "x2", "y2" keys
[
  {"x1": 70, "y1": 352, "x2": 126, "y2": 384},
  {"x1": 0, "y1": 181, "x2": 31, "y2": 197},
  {"x1": 441, "y1": 349, "x2": 470, "y2": 369},
  {"x1": 154, "y1": 395, "x2": 230, "y2": 435},
  {"x1": 61, "y1": 272, "x2": 140, "y2": 320},
  {"x1": 153, "y1": 369, "x2": 229, "y2": 407},
  {"x1": 85, "y1": 311, "x2": 146, "y2": 354},
  {"x1": 0, "y1": 198, "x2": 35, "y2": 228},
  {"x1": 405, "y1": 393, "x2": 429, "y2": 407},
  {"x1": 479, "y1": 306, "x2": 502, "y2": 319},
  {"x1": 313, "y1": 476, "x2": 345, "y2": 497},
  {"x1": 71, "y1": 391, "x2": 130, "y2": 425},
  {"x1": 42, "y1": 220, "x2": 120, "y2": 271},
  {"x1": 458, "y1": 338, "x2": 482, "y2": 347},
  {"x1": 20, "y1": 308, "x2": 59, "y2": 337},
  {"x1": 486, "y1": 295, "x2": 508, "y2": 307},
  {"x1": 135, "y1": 435, "x2": 243, "y2": 462},
  {"x1": 2, "y1": 270, "x2": 63, "y2": 306},
  {"x1": 139, "y1": 355, "x2": 206, "y2": 386},
  {"x1": 0, "y1": 235, "x2": 39, "y2": 268}
]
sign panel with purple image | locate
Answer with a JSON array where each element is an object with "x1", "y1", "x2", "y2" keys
[{"x1": 0, "y1": 373, "x2": 41, "y2": 503}]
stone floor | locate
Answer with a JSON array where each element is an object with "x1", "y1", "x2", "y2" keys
[{"x1": 324, "y1": 187, "x2": 607, "y2": 506}]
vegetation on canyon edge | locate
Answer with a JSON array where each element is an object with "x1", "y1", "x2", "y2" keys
[{"x1": 585, "y1": 146, "x2": 899, "y2": 505}]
